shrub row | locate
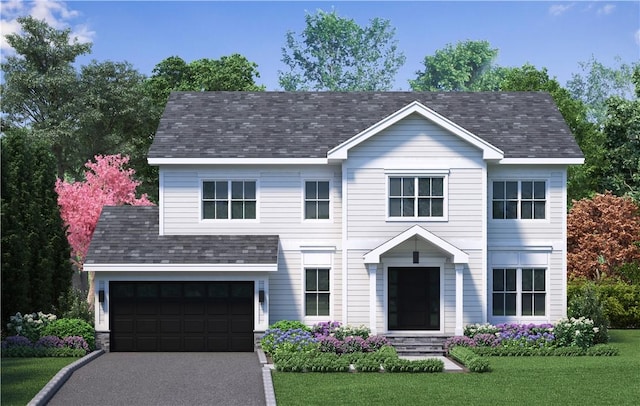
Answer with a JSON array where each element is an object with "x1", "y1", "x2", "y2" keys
[
  {"x1": 3, "y1": 313, "x2": 95, "y2": 356},
  {"x1": 1, "y1": 335, "x2": 89, "y2": 357},
  {"x1": 456, "y1": 318, "x2": 603, "y2": 351},
  {"x1": 261, "y1": 320, "x2": 389, "y2": 355},
  {"x1": 273, "y1": 347, "x2": 443, "y2": 373},
  {"x1": 448, "y1": 346, "x2": 491, "y2": 373},
  {"x1": 470, "y1": 343, "x2": 619, "y2": 357}
]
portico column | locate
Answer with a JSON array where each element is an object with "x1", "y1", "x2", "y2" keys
[
  {"x1": 455, "y1": 263, "x2": 464, "y2": 336},
  {"x1": 367, "y1": 263, "x2": 378, "y2": 335}
]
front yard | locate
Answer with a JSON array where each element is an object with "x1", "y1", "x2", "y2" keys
[
  {"x1": 272, "y1": 329, "x2": 640, "y2": 405},
  {"x1": 0, "y1": 357, "x2": 78, "y2": 405}
]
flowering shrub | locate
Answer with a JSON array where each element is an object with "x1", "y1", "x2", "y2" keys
[
  {"x1": 6, "y1": 312, "x2": 57, "y2": 342},
  {"x1": 553, "y1": 317, "x2": 598, "y2": 349},
  {"x1": 311, "y1": 321, "x2": 342, "y2": 337},
  {"x1": 35, "y1": 335, "x2": 64, "y2": 348},
  {"x1": 341, "y1": 336, "x2": 366, "y2": 353},
  {"x1": 311, "y1": 321, "x2": 390, "y2": 355},
  {"x1": 464, "y1": 323, "x2": 499, "y2": 338},
  {"x1": 444, "y1": 335, "x2": 477, "y2": 350},
  {"x1": 497, "y1": 323, "x2": 555, "y2": 349},
  {"x1": 62, "y1": 336, "x2": 90, "y2": 352},
  {"x1": 260, "y1": 327, "x2": 317, "y2": 354},
  {"x1": 1, "y1": 335, "x2": 89, "y2": 357},
  {"x1": 450, "y1": 319, "x2": 600, "y2": 355},
  {"x1": 364, "y1": 335, "x2": 390, "y2": 351},
  {"x1": 2, "y1": 335, "x2": 33, "y2": 348}
]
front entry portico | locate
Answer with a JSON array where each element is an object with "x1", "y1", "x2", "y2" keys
[{"x1": 364, "y1": 225, "x2": 469, "y2": 336}]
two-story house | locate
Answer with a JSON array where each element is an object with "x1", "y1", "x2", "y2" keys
[{"x1": 85, "y1": 92, "x2": 583, "y2": 352}]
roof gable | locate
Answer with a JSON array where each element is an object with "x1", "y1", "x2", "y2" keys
[
  {"x1": 363, "y1": 225, "x2": 469, "y2": 264},
  {"x1": 327, "y1": 101, "x2": 503, "y2": 161}
]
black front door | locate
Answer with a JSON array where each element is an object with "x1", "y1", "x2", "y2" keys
[{"x1": 388, "y1": 267, "x2": 440, "y2": 330}]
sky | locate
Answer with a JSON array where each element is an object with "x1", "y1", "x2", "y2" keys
[{"x1": 1, "y1": 0, "x2": 639, "y2": 90}]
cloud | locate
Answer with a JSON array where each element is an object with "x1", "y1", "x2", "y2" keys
[
  {"x1": 635, "y1": 29, "x2": 640, "y2": 46},
  {"x1": 549, "y1": 3, "x2": 574, "y2": 16},
  {"x1": 1, "y1": 0, "x2": 94, "y2": 56},
  {"x1": 597, "y1": 4, "x2": 616, "y2": 15}
]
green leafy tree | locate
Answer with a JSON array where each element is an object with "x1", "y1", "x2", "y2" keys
[
  {"x1": 598, "y1": 66, "x2": 640, "y2": 200},
  {"x1": 410, "y1": 40, "x2": 500, "y2": 91},
  {"x1": 0, "y1": 16, "x2": 91, "y2": 178},
  {"x1": 75, "y1": 60, "x2": 159, "y2": 199},
  {"x1": 1, "y1": 130, "x2": 73, "y2": 325},
  {"x1": 279, "y1": 9, "x2": 405, "y2": 91},
  {"x1": 146, "y1": 54, "x2": 264, "y2": 106},
  {"x1": 567, "y1": 56, "x2": 638, "y2": 124}
]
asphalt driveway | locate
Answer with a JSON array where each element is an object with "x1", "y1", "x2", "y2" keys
[{"x1": 47, "y1": 352, "x2": 266, "y2": 406}]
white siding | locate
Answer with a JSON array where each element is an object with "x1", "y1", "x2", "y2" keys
[
  {"x1": 487, "y1": 166, "x2": 566, "y2": 245},
  {"x1": 342, "y1": 115, "x2": 487, "y2": 333},
  {"x1": 162, "y1": 165, "x2": 342, "y2": 241}
]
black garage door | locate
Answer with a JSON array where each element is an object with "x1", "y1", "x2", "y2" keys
[{"x1": 110, "y1": 281, "x2": 254, "y2": 352}]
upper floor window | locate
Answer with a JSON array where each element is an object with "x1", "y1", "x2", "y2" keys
[
  {"x1": 492, "y1": 181, "x2": 546, "y2": 220},
  {"x1": 389, "y1": 176, "x2": 444, "y2": 218},
  {"x1": 305, "y1": 181, "x2": 330, "y2": 220},
  {"x1": 202, "y1": 180, "x2": 256, "y2": 219}
]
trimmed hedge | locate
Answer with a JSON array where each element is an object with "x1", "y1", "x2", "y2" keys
[
  {"x1": 449, "y1": 346, "x2": 491, "y2": 372},
  {"x1": 470, "y1": 344, "x2": 619, "y2": 357},
  {"x1": 382, "y1": 358, "x2": 443, "y2": 373}
]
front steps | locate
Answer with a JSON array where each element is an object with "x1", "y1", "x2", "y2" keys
[{"x1": 386, "y1": 335, "x2": 450, "y2": 356}]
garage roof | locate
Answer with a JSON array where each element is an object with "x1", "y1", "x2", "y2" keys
[{"x1": 85, "y1": 206, "x2": 278, "y2": 265}]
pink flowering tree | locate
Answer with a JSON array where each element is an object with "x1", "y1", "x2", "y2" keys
[{"x1": 56, "y1": 154, "x2": 154, "y2": 305}]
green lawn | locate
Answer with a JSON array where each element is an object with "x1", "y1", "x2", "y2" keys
[
  {"x1": 1, "y1": 357, "x2": 78, "y2": 406},
  {"x1": 272, "y1": 330, "x2": 640, "y2": 406}
]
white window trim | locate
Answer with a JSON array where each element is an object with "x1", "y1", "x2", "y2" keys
[
  {"x1": 489, "y1": 179, "x2": 550, "y2": 223},
  {"x1": 385, "y1": 170, "x2": 450, "y2": 222},
  {"x1": 489, "y1": 251, "x2": 550, "y2": 323},
  {"x1": 200, "y1": 179, "x2": 260, "y2": 223},
  {"x1": 300, "y1": 249, "x2": 334, "y2": 323},
  {"x1": 301, "y1": 179, "x2": 333, "y2": 223}
]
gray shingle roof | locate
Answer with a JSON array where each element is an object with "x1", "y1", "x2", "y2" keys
[
  {"x1": 85, "y1": 206, "x2": 278, "y2": 265},
  {"x1": 149, "y1": 91, "x2": 583, "y2": 160}
]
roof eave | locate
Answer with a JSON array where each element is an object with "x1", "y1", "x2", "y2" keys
[{"x1": 85, "y1": 263, "x2": 278, "y2": 272}]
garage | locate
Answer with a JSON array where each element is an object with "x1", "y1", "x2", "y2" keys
[{"x1": 110, "y1": 281, "x2": 255, "y2": 352}]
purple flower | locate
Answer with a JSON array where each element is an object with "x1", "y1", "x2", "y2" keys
[
  {"x1": 2, "y1": 335, "x2": 32, "y2": 348},
  {"x1": 62, "y1": 336, "x2": 90, "y2": 351},
  {"x1": 35, "y1": 335, "x2": 64, "y2": 348}
]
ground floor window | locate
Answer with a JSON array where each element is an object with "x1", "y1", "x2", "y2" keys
[
  {"x1": 492, "y1": 268, "x2": 546, "y2": 316},
  {"x1": 305, "y1": 268, "x2": 330, "y2": 316}
]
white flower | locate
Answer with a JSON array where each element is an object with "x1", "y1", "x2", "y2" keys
[
  {"x1": 593, "y1": 327, "x2": 600, "y2": 333},
  {"x1": 575, "y1": 330, "x2": 581, "y2": 336}
]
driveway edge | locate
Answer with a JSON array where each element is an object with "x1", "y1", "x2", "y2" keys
[
  {"x1": 27, "y1": 349, "x2": 104, "y2": 406},
  {"x1": 257, "y1": 348, "x2": 277, "y2": 406}
]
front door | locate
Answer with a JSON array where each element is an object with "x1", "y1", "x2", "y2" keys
[{"x1": 388, "y1": 267, "x2": 440, "y2": 330}]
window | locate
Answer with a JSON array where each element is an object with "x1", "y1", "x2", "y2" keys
[
  {"x1": 305, "y1": 181, "x2": 330, "y2": 220},
  {"x1": 389, "y1": 176, "x2": 444, "y2": 218},
  {"x1": 492, "y1": 181, "x2": 546, "y2": 219},
  {"x1": 202, "y1": 181, "x2": 256, "y2": 219},
  {"x1": 492, "y1": 268, "x2": 546, "y2": 317},
  {"x1": 305, "y1": 268, "x2": 330, "y2": 316}
]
